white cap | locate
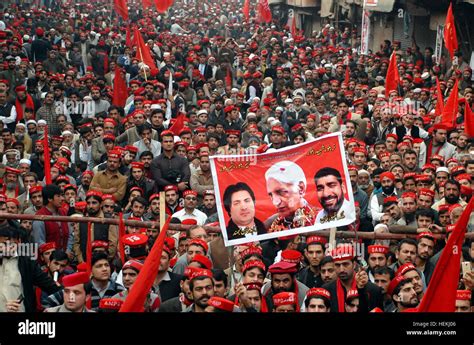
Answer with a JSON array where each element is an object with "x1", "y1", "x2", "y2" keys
[
  {"x1": 26, "y1": 120, "x2": 37, "y2": 126},
  {"x1": 19, "y1": 159, "x2": 31, "y2": 166},
  {"x1": 231, "y1": 88, "x2": 239, "y2": 93},
  {"x1": 38, "y1": 119, "x2": 47, "y2": 125},
  {"x1": 150, "y1": 104, "x2": 161, "y2": 110},
  {"x1": 246, "y1": 112, "x2": 257, "y2": 118},
  {"x1": 421, "y1": 72, "x2": 430, "y2": 80},
  {"x1": 358, "y1": 169, "x2": 370, "y2": 176},
  {"x1": 197, "y1": 109, "x2": 208, "y2": 115},
  {"x1": 324, "y1": 63, "x2": 332, "y2": 68},
  {"x1": 413, "y1": 88, "x2": 421, "y2": 93},
  {"x1": 267, "y1": 116, "x2": 275, "y2": 123},
  {"x1": 436, "y1": 167, "x2": 449, "y2": 174},
  {"x1": 270, "y1": 119, "x2": 280, "y2": 127},
  {"x1": 23, "y1": 35, "x2": 30, "y2": 41},
  {"x1": 276, "y1": 106, "x2": 284, "y2": 112},
  {"x1": 374, "y1": 223, "x2": 388, "y2": 232},
  {"x1": 15, "y1": 123, "x2": 26, "y2": 128},
  {"x1": 61, "y1": 130, "x2": 73, "y2": 136},
  {"x1": 284, "y1": 98, "x2": 293, "y2": 104},
  {"x1": 265, "y1": 160, "x2": 306, "y2": 188}
]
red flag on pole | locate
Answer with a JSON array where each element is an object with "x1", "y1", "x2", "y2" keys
[
  {"x1": 134, "y1": 28, "x2": 159, "y2": 76},
  {"x1": 114, "y1": 0, "x2": 129, "y2": 21},
  {"x1": 444, "y1": 3, "x2": 458, "y2": 60},
  {"x1": 125, "y1": 25, "x2": 133, "y2": 49},
  {"x1": 290, "y1": 14, "x2": 297, "y2": 38},
  {"x1": 257, "y1": 0, "x2": 272, "y2": 23},
  {"x1": 464, "y1": 101, "x2": 474, "y2": 137},
  {"x1": 169, "y1": 113, "x2": 186, "y2": 136},
  {"x1": 225, "y1": 67, "x2": 232, "y2": 88},
  {"x1": 119, "y1": 217, "x2": 172, "y2": 312},
  {"x1": 118, "y1": 213, "x2": 126, "y2": 265},
  {"x1": 154, "y1": 0, "x2": 174, "y2": 13},
  {"x1": 417, "y1": 198, "x2": 474, "y2": 312},
  {"x1": 435, "y1": 77, "x2": 445, "y2": 117},
  {"x1": 112, "y1": 67, "x2": 128, "y2": 108},
  {"x1": 344, "y1": 65, "x2": 350, "y2": 85},
  {"x1": 86, "y1": 222, "x2": 93, "y2": 275},
  {"x1": 441, "y1": 78, "x2": 459, "y2": 127},
  {"x1": 385, "y1": 53, "x2": 400, "y2": 97},
  {"x1": 243, "y1": 0, "x2": 250, "y2": 22},
  {"x1": 43, "y1": 126, "x2": 52, "y2": 185}
]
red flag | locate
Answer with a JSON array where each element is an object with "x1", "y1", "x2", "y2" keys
[
  {"x1": 290, "y1": 14, "x2": 297, "y2": 38},
  {"x1": 114, "y1": 0, "x2": 129, "y2": 21},
  {"x1": 134, "y1": 28, "x2": 159, "y2": 76},
  {"x1": 435, "y1": 77, "x2": 445, "y2": 117},
  {"x1": 385, "y1": 53, "x2": 400, "y2": 97},
  {"x1": 344, "y1": 65, "x2": 350, "y2": 85},
  {"x1": 225, "y1": 67, "x2": 232, "y2": 88},
  {"x1": 43, "y1": 126, "x2": 52, "y2": 185},
  {"x1": 257, "y1": 0, "x2": 272, "y2": 23},
  {"x1": 417, "y1": 198, "x2": 474, "y2": 312},
  {"x1": 243, "y1": 0, "x2": 250, "y2": 22},
  {"x1": 154, "y1": 0, "x2": 174, "y2": 13},
  {"x1": 118, "y1": 212, "x2": 126, "y2": 265},
  {"x1": 113, "y1": 67, "x2": 128, "y2": 108},
  {"x1": 142, "y1": 0, "x2": 153, "y2": 9},
  {"x1": 441, "y1": 78, "x2": 459, "y2": 127},
  {"x1": 86, "y1": 222, "x2": 93, "y2": 276},
  {"x1": 125, "y1": 25, "x2": 133, "y2": 49},
  {"x1": 119, "y1": 217, "x2": 172, "y2": 312},
  {"x1": 464, "y1": 101, "x2": 474, "y2": 137},
  {"x1": 169, "y1": 113, "x2": 186, "y2": 136},
  {"x1": 444, "y1": 3, "x2": 458, "y2": 59}
]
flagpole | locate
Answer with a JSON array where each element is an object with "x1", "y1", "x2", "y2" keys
[{"x1": 137, "y1": 44, "x2": 148, "y2": 82}]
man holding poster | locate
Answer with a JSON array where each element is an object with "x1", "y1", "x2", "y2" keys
[{"x1": 210, "y1": 132, "x2": 356, "y2": 247}]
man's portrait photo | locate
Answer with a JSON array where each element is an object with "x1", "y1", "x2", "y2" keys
[
  {"x1": 314, "y1": 167, "x2": 352, "y2": 224},
  {"x1": 264, "y1": 161, "x2": 317, "y2": 232},
  {"x1": 223, "y1": 182, "x2": 267, "y2": 240}
]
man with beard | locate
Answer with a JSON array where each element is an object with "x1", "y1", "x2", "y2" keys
[
  {"x1": 36, "y1": 92, "x2": 60, "y2": 135},
  {"x1": 426, "y1": 124, "x2": 456, "y2": 162},
  {"x1": 348, "y1": 166, "x2": 369, "y2": 222},
  {"x1": 370, "y1": 172, "x2": 401, "y2": 224},
  {"x1": 367, "y1": 245, "x2": 389, "y2": 283},
  {"x1": 171, "y1": 190, "x2": 207, "y2": 226},
  {"x1": 91, "y1": 118, "x2": 116, "y2": 166},
  {"x1": 89, "y1": 150, "x2": 127, "y2": 202},
  {"x1": 101, "y1": 195, "x2": 116, "y2": 218},
  {"x1": 415, "y1": 232, "x2": 436, "y2": 277},
  {"x1": 223, "y1": 182, "x2": 266, "y2": 240},
  {"x1": 432, "y1": 179, "x2": 466, "y2": 211},
  {"x1": 77, "y1": 171, "x2": 94, "y2": 201},
  {"x1": 396, "y1": 192, "x2": 417, "y2": 227},
  {"x1": 264, "y1": 161, "x2": 317, "y2": 231},
  {"x1": 390, "y1": 239, "x2": 417, "y2": 272},
  {"x1": 112, "y1": 260, "x2": 160, "y2": 312},
  {"x1": 198, "y1": 190, "x2": 217, "y2": 218},
  {"x1": 90, "y1": 86, "x2": 110, "y2": 117},
  {"x1": 73, "y1": 190, "x2": 118, "y2": 263},
  {"x1": 217, "y1": 129, "x2": 245, "y2": 155},
  {"x1": 322, "y1": 243, "x2": 383, "y2": 312},
  {"x1": 454, "y1": 132, "x2": 470, "y2": 160},
  {"x1": 14, "y1": 85, "x2": 38, "y2": 125},
  {"x1": 262, "y1": 261, "x2": 309, "y2": 312},
  {"x1": 125, "y1": 161, "x2": 156, "y2": 202},
  {"x1": 145, "y1": 194, "x2": 161, "y2": 222},
  {"x1": 396, "y1": 263, "x2": 425, "y2": 301},
  {"x1": 387, "y1": 276, "x2": 419, "y2": 312},
  {"x1": 3, "y1": 167, "x2": 24, "y2": 198},
  {"x1": 373, "y1": 266, "x2": 396, "y2": 312},
  {"x1": 152, "y1": 246, "x2": 184, "y2": 302},
  {"x1": 185, "y1": 268, "x2": 215, "y2": 312},
  {"x1": 139, "y1": 151, "x2": 154, "y2": 180},
  {"x1": 403, "y1": 150, "x2": 419, "y2": 173},
  {"x1": 297, "y1": 236, "x2": 327, "y2": 288},
  {"x1": 314, "y1": 167, "x2": 352, "y2": 224}
]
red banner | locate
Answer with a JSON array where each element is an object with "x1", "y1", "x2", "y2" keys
[{"x1": 210, "y1": 133, "x2": 355, "y2": 246}]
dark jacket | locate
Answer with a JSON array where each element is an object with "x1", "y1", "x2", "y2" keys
[
  {"x1": 226, "y1": 218, "x2": 267, "y2": 241},
  {"x1": 322, "y1": 278, "x2": 383, "y2": 312},
  {"x1": 154, "y1": 272, "x2": 184, "y2": 302},
  {"x1": 150, "y1": 152, "x2": 191, "y2": 189},
  {"x1": 158, "y1": 296, "x2": 183, "y2": 312},
  {"x1": 18, "y1": 256, "x2": 61, "y2": 312},
  {"x1": 297, "y1": 266, "x2": 324, "y2": 289}
]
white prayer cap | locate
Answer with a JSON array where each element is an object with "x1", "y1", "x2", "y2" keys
[
  {"x1": 150, "y1": 104, "x2": 161, "y2": 110},
  {"x1": 284, "y1": 98, "x2": 293, "y2": 104},
  {"x1": 61, "y1": 130, "x2": 73, "y2": 136},
  {"x1": 38, "y1": 120, "x2": 47, "y2": 125},
  {"x1": 436, "y1": 167, "x2": 449, "y2": 174},
  {"x1": 16, "y1": 123, "x2": 26, "y2": 128},
  {"x1": 265, "y1": 160, "x2": 306, "y2": 188},
  {"x1": 19, "y1": 159, "x2": 31, "y2": 166},
  {"x1": 26, "y1": 120, "x2": 37, "y2": 126},
  {"x1": 358, "y1": 169, "x2": 370, "y2": 176},
  {"x1": 197, "y1": 109, "x2": 208, "y2": 115}
]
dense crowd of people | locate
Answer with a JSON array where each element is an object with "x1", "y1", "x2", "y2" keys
[{"x1": 0, "y1": 0, "x2": 473, "y2": 313}]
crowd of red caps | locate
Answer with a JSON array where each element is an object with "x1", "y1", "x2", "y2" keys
[{"x1": 0, "y1": 0, "x2": 472, "y2": 313}]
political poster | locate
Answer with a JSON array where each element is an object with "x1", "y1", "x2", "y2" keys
[{"x1": 210, "y1": 132, "x2": 356, "y2": 247}]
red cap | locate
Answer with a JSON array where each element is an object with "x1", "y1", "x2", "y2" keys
[
  {"x1": 241, "y1": 246, "x2": 263, "y2": 259},
  {"x1": 273, "y1": 292, "x2": 297, "y2": 306},
  {"x1": 190, "y1": 254, "x2": 213, "y2": 269},
  {"x1": 281, "y1": 249, "x2": 302, "y2": 264},
  {"x1": 306, "y1": 287, "x2": 331, "y2": 300},
  {"x1": 188, "y1": 238, "x2": 209, "y2": 253},
  {"x1": 416, "y1": 232, "x2": 436, "y2": 243},
  {"x1": 130, "y1": 161, "x2": 145, "y2": 171},
  {"x1": 242, "y1": 260, "x2": 266, "y2": 274},
  {"x1": 122, "y1": 260, "x2": 144, "y2": 272},
  {"x1": 122, "y1": 233, "x2": 148, "y2": 247},
  {"x1": 402, "y1": 192, "x2": 417, "y2": 200},
  {"x1": 164, "y1": 185, "x2": 178, "y2": 192},
  {"x1": 396, "y1": 263, "x2": 417, "y2": 277},
  {"x1": 430, "y1": 154, "x2": 445, "y2": 162},
  {"x1": 5, "y1": 167, "x2": 21, "y2": 175},
  {"x1": 91, "y1": 240, "x2": 109, "y2": 250},
  {"x1": 99, "y1": 298, "x2": 123, "y2": 311},
  {"x1": 268, "y1": 261, "x2": 298, "y2": 274},
  {"x1": 306, "y1": 236, "x2": 328, "y2": 246},
  {"x1": 367, "y1": 245, "x2": 389, "y2": 255},
  {"x1": 188, "y1": 268, "x2": 213, "y2": 281},
  {"x1": 183, "y1": 190, "x2": 198, "y2": 198},
  {"x1": 124, "y1": 145, "x2": 138, "y2": 153},
  {"x1": 346, "y1": 289, "x2": 359, "y2": 301},
  {"x1": 380, "y1": 172, "x2": 395, "y2": 181},
  {"x1": 62, "y1": 272, "x2": 89, "y2": 287},
  {"x1": 29, "y1": 185, "x2": 43, "y2": 195},
  {"x1": 39, "y1": 242, "x2": 56, "y2": 254},
  {"x1": 102, "y1": 194, "x2": 115, "y2": 202},
  {"x1": 107, "y1": 150, "x2": 121, "y2": 160},
  {"x1": 271, "y1": 126, "x2": 285, "y2": 135},
  {"x1": 456, "y1": 290, "x2": 472, "y2": 301},
  {"x1": 418, "y1": 188, "x2": 435, "y2": 199},
  {"x1": 86, "y1": 190, "x2": 103, "y2": 200},
  {"x1": 387, "y1": 275, "x2": 406, "y2": 296},
  {"x1": 208, "y1": 296, "x2": 235, "y2": 312},
  {"x1": 181, "y1": 219, "x2": 198, "y2": 226}
]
